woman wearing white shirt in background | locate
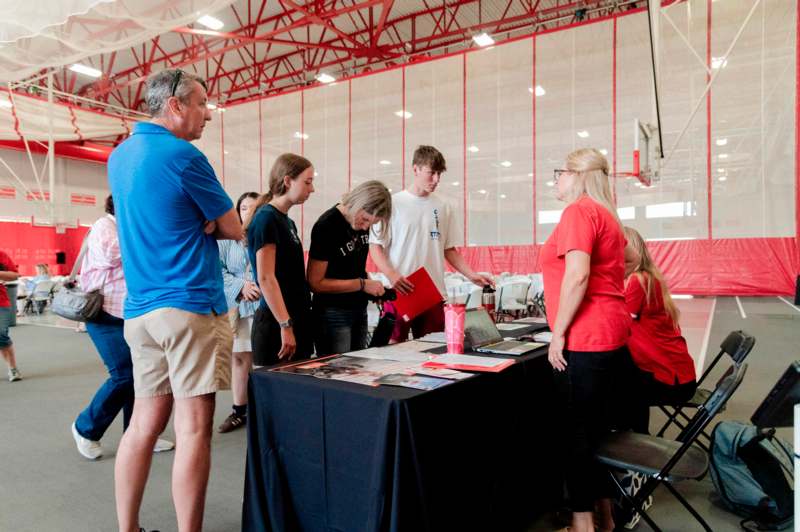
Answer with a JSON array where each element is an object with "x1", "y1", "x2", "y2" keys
[
  {"x1": 218, "y1": 191, "x2": 261, "y2": 433},
  {"x1": 71, "y1": 195, "x2": 174, "y2": 460}
]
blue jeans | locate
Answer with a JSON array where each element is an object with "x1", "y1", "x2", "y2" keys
[
  {"x1": 314, "y1": 306, "x2": 368, "y2": 356},
  {"x1": 0, "y1": 305, "x2": 12, "y2": 348},
  {"x1": 75, "y1": 311, "x2": 134, "y2": 441}
]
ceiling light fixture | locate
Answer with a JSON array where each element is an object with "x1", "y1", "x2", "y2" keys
[
  {"x1": 316, "y1": 72, "x2": 336, "y2": 84},
  {"x1": 577, "y1": 130, "x2": 589, "y2": 138},
  {"x1": 467, "y1": 145, "x2": 479, "y2": 153},
  {"x1": 197, "y1": 15, "x2": 224, "y2": 30},
  {"x1": 472, "y1": 33, "x2": 495, "y2": 47},
  {"x1": 69, "y1": 63, "x2": 102, "y2": 78},
  {"x1": 394, "y1": 110, "x2": 412, "y2": 119}
]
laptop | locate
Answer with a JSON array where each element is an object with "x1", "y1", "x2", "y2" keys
[{"x1": 464, "y1": 308, "x2": 545, "y2": 356}]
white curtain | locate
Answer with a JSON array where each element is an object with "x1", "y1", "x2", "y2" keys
[
  {"x1": 0, "y1": 0, "x2": 236, "y2": 82},
  {"x1": 0, "y1": 90, "x2": 136, "y2": 141}
]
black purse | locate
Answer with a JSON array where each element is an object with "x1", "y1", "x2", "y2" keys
[{"x1": 51, "y1": 231, "x2": 104, "y2": 322}]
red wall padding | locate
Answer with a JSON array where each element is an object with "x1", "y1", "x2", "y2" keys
[
  {"x1": 2, "y1": 222, "x2": 796, "y2": 295},
  {"x1": 0, "y1": 222, "x2": 88, "y2": 276}
]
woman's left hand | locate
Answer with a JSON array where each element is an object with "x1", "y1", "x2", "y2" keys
[{"x1": 548, "y1": 333, "x2": 567, "y2": 371}]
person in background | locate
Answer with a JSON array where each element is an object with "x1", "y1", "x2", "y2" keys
[
  {"x1": 308, "y1": 180, "x2": 392, "y2": 355},
  {"x1": 0, "y1": 249, "x2": 21, "y2": 381},
  {"x1": 71, "y1": 195, "x2": 174, "y2": 460},
  {"x1": 369, "y1": 145, "x2": 493, "y2": 343},
  {"x1": 246, "y1": 153, "x2": 315, "y2": 366},
  {"x1": 109, "y1": 68, "x2": 241, "y2": 532},
  {"x1": 25, "y1": 263, "x2": 50, "y2": 293},
  {"x1": 218, "y1": 191, "x2": 261, "y2": 433},
  {"x1": 541, "y1": 148, "x2": 638, "y2": 532},
  {"x1": 622, "y1": 226, "x2": 697, "y2": 434}
]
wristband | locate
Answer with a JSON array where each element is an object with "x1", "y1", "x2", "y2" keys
[{"x1": 359, "y1": 278, "x2": 365, "y2": 292}]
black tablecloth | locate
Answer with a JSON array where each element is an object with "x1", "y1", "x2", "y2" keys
[{"x1": 242, "y1": 324, "x2": 560, "y2": 532}]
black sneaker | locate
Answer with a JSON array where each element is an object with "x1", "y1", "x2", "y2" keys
[{"x1": 218, "y1": 412, "x2": 246, "y2": 433}]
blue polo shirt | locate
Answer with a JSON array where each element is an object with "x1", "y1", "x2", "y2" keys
[{"x1": 108, "y1": 122, "x2": 233, "y2": 319}]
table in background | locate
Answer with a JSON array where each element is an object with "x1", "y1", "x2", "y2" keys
[{"x1": 242, "y1": 323, "x2": 559, "y2": 532}]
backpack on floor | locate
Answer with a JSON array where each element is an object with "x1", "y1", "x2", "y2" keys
[{"x1": 709, "y1": 421, "x2": 794, "y2": 531}]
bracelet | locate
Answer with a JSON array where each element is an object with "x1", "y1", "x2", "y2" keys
[{"x1": 359, "y1": 278, "x2": 365, "y2": 292}]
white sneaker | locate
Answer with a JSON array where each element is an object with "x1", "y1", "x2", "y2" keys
[
  {"x1": 8, "y1": 368, "x2": 21, "y2": 382},
  {"x1": 71, "y1": 422, "x2": 103, "y2": 460},
  {"x1": 153, "y1": 438, "x2": 175, "y2": 453}
]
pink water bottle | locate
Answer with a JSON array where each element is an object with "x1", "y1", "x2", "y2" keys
[{"x1": 444, "y1": 303, "x2": 467, "y2": 354}]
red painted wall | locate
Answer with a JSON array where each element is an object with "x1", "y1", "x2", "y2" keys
[{"x1": 0, "y1": 222, "x2": 88, "y2": 276}]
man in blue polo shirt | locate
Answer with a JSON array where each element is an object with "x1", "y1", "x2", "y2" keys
[{"x1": 108, "y1": 68, "x2": 242, "y2": 532}]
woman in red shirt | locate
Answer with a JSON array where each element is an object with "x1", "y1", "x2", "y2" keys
[
  {"x1": 622, "y1": 227, "x2": 697, "y2": 434},
  {"x1": 542, "y1": 148, "x2": 636, "y2": 532},
  {"x1": 0, "y1": 249, "x2": 21, "y2": 381}
]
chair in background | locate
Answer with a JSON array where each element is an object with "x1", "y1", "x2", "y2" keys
[
  {"x1": 596, "y1": 364, "x2": 748, "y2": 532},
  {"x1": 657, "y1": 330, "x2": 755, "y2": 441},
  {"x1": 28, "y1": 279, "x2": 56, "y2": 315},
  {"x1": 496, "y1": 280, "x2": 531, "y2": 321},
  {"x1": 463, "y1": 284, "x2": 484, "y2": 309}
]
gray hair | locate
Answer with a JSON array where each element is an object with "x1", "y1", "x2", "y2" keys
[
  {"x1": 342, "y1": 180, "x2": 392, "y2": 240},
  {"x1": 145, "y1": 69, "x2": 208, "y2": 117}
]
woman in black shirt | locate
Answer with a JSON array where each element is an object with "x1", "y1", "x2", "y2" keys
[
  {"x1": 246, "y1": 153, "x2": 315, "y2": 365},
  {"x1": 307, "y1": 180, "x2": 391, "y2": 355}
]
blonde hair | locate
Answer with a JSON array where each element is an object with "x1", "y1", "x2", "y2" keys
[
  {"x1": 35, "y1": 264, "x2": 49, "y2": 275},
  {"x1": 341, "y1": 180, "x2": 392, "y2": 239},
  {"x1": 563, "y1": 148, "x2": 620, "y2": 225},
  {"x1": 623, "y1": 226, "x2": 680, "y2": 327},
  {"x1": 245, "y1": 153, "x2": 312, "y2": 231}
]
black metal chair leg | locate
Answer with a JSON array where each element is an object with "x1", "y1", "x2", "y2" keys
[
  {"x1": 607, "y1": 471, "x2": 663, "y2": 532},
  {"x1": 663, "y1": 482, "x2": 713, "y2": 532}
]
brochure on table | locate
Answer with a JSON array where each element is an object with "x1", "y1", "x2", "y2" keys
[{"x1": 270, "y1": 340, "x2": 507, "y2": 389}]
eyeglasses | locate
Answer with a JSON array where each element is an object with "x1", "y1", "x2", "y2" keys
[
  {"x1": 170, "y1": 70, "x2": 184, "y2": 98},
  {"x1": 553, "y1": 169, "x2": 570, "y2": 184}
]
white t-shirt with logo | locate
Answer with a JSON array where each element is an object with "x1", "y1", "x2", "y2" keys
[{"x1": 369, "y1": 190, "x2": 458, "y2": 297}]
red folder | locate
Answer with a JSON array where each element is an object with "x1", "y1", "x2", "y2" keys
[{"x1": 393, "y1": 267, "x2": 444, "y2": 322}]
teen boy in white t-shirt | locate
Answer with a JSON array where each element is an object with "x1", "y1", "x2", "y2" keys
[{"x1": 369, "y1": 145, "x2": 493, "y2": 342}]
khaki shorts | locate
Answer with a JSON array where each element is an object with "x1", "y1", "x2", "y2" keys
[{"x1": 124, "y1": 308, "x2": 233, "y2": 398}]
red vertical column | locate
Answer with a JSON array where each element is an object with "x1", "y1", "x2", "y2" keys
[
  {"x1": 300, "y1": 90, "x2": 305, "y2": 244},
  {"x1": 402, "y1": 65, "x2": 406, "y2": 189},
  {"x1": 706, "y1": 0, "x2": 713, "y2": 240},
  {"x1": 258, "y1": 99, "x2": 263, "y2": 193},
  {"x1": 612, "y1": 16, "x2": 618, "y2": 204},
  {"x1": 462, "y1": 53, "x2": 468, "y2": 246},
  {"x1": 348, "y1": 80, "x2": 352, "y2": 191},
  {"x1": 220, "y1": 109, "x2": 226, "y2": 187},
  {"x1": 532, "y1": 35, "x2": 537, "y2": 245}
]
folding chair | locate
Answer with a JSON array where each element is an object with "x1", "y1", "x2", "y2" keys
[
  {"x1": 657, "y1": 330, "x2": 755, "y2": 440},
  {"x1": 29, "y1": 280, "x2": 56, "y2": 315},
  {"x1": 596, "y1": 363, "x2": 748, "y2": 532},
  {"x1": 496, "y1": 280, "x2": 530, "y2": 321}
]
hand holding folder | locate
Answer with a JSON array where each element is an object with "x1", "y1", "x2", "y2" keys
[{"x1": 392, "y1": 267, "x2": 444, "y2": 323}]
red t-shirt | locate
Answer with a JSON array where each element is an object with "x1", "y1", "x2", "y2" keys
[
  {"x1": 0, "y1": 250, "x2": 18, "y2": 308},
  {"x1": 625, "y1": 272, "x2": 696, "y2": 385},
  {"x1": 541, "y1": 195, "x2": 630, "y2": 352}
]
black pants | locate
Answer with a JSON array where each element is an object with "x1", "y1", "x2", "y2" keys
[
  {"x1": 251, "y1": 306, "x2": 313, "y2": 366},
  {"x1": 553, "y1": 347, "x2": 626, "y2": 513},
  {"x1": 620, "y1": 353, "x2": 697, "y2": 434}
]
